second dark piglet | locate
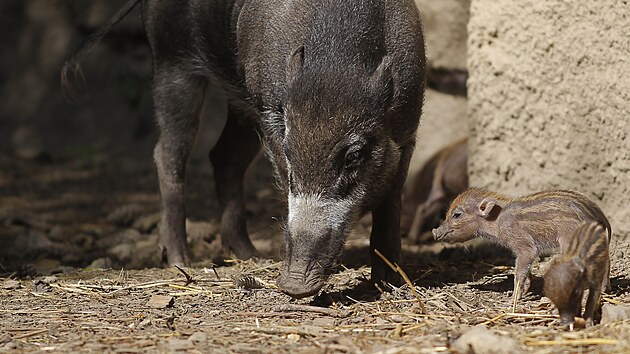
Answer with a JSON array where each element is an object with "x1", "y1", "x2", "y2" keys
[{"x1": 544, "y1": 221, "x2": 610, "y2": 329}]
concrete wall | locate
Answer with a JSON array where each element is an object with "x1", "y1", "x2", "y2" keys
[
  {"x1": 416, "y1": 0, "x2": 469, "y2": 69},
  {"x1": 467, "y1": 1, "x2": 630, "y2": 247}
]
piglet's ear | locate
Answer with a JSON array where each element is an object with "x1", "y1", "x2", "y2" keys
[
  {"x1": 477, "y1": 197, "x2": 497, "y2": 218},
  {"x1": 286, "y1": 45, "x2": 304, "y2": 86}
]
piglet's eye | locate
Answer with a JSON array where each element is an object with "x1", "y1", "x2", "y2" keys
[{"x1": 452, "y1": 211, "x2": 463, "y2": 219}]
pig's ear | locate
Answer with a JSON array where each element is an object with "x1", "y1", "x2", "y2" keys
[
  {"x1": 477, "y1": 197, "x2": 497, "y2": 218},
  {"x1": 370, "y1": 56, "x2": 394, "y2": 108},
  {"x1": 286, "y1": 46, "x2": 305, "y2": 86}
]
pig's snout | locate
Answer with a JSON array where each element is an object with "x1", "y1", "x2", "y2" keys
[
  {"x1": 278, "y1": 193, "x2": 348, "y2": 298},
  {"x1": 432, "y1": 225, "x2": 452, "y2": 241},
  {"x1": 277, "y1": 271, "x2": 325, "y2": 298}
]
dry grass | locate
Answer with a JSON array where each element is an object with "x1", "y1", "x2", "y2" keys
[{"x1": 2, "y1": 257, "x2": 628, "y2": 353}]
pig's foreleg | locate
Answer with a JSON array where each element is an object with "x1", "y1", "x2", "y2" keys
[{"x1": 370, "y1": 143, "x2": 414, "y2": 287}]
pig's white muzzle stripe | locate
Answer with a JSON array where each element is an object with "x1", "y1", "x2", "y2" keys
[{"x1": 288, "y1": 193, "x2": 353, "y2": 234}]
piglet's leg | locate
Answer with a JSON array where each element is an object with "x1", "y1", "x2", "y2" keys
[
  {"x1": 583, "y1": 286, "x2": 602, "y2": 327},
  {"x1": 513, "y1": 251, "x2": 535, "y2": 307},
  {"x1": 408, "y1": 192, "x2": 445, "y2": 243},
  {"x1": 602, "y1": 261, "x2": 611, "y2": 293}
]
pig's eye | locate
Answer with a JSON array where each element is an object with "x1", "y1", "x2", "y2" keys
[
  {"x1": 452, "y1": 211, "x2": 463, "y2": 219},
  {"x1": 344, "y1": 147, "x2": 363, "y2": 169}
]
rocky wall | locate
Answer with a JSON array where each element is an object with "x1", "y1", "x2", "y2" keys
[{"x1": 467, "y1": 0, "x2": 630, "y2": 249}]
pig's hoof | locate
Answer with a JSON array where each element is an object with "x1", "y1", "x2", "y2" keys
[
  {"x1": 277, "y1": 275, "x2": 324, "y2": 299},
  {"x1": 222, "y1": 236, "x2": 260, "y2": 260},
  {"x1": 225, "y1": 244, "x2": 260, "y2": 260},
  {"x1": 371, "y1": 266, "x2": 402, "y2": 289},
  {"x1": 159, "y1": 245, "x2": 189, "y2": 267}
]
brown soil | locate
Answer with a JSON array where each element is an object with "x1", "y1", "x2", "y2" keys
[{"x1": 1, "y1": 154, "x2": 630, "y2": 353}]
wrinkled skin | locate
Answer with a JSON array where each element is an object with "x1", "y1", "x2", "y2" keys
[{"x1": 64, "y1": 0, "x2": 425, "y2": 299}]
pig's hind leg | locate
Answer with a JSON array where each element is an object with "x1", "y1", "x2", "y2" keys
[
  {"x1": 153, "y1": 70, "x2": 207, "y2": 266},
  {"x1": 408, "y1": 191, "x2": 446, "y2": 244},
  {"x1": 209, "y1": 106, "x2": 261, "y2": 260}
]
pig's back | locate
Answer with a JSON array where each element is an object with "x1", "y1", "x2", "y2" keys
[{"x1": 236, "y1": 0, "x2": 425, "y2": 134}]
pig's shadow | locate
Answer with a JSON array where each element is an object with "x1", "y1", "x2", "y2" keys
[
  {"x1": 608, "y1": 276, "x2": 630, "y2": 295},
  {"x1": 469, "y1": 275, "x2": 630, "y2": 301},
  {"x1": 470, "y1": 274, "x2": 630, "y2": 300},
  {"x1": 311, "y1": 241, "x2": 519, "y2": 304},
  {"x1": 469, "y1": 273, "x2": 545, "y2": 300},
  {"x1": 312, "y1": 279, "x2": 381, "y2": 306}
]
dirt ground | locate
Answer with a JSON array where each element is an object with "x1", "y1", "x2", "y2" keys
[
  {"x1": 1, "y1": 153, "x2": 630, "y2": 354},
  {"x1": 2, "y1": 1, "x2": 629, "y2": 352}
]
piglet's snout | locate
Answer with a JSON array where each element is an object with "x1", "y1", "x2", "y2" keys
[{"x1": 432, "y1": 226, "x2": 451, "y2": 241}]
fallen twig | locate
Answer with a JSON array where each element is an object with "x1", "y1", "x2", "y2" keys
[
  {"x1": 243, "y1": 262, "x2": 282, "y2": 275},
  {"x1": 236, "y1": 325, "x2": 323, "y2": 337},
  {"x1": 525, "y1": 338, "x2": 619, "y2": 346},
  {"x1": 271, "y1": 304, "x2": 350, "y2": 318},
  {"x1": 602, "y1": 296, "x2": 622, "y2": 305},
  {"x1": 174, "y1": 265, "x2": 194, "y2": 285},
  {"x1": 480, "y1": 312, "x2": 558, "y2": 326},
  {"x1": 13, "y1": 328, "x2": 48, "y2": 340},
  {"x1": 374, "y1": 311, "x2": 453, "y2": 319},
  {"x1": 374, "y1": 249, "x2": 428, "y2": 315}
]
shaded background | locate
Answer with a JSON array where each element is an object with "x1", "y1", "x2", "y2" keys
[
  {"x1": 0, "y1": 0, "x2": 472, "y2": 273},
  {"x1": 2, "y1": 0, "x2": 628, "y2": 279},
  {"x1": 1, "y1": 0, "x2": 155, "y2": 162}
]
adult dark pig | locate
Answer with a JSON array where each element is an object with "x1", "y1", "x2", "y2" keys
[{"x1": 62, "y1": 0, "x2": 426, "y2": 298}]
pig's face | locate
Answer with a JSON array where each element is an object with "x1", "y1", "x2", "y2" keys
[
  {"x1": 544, "y1": 256, "x2": 585, "y2": 328},
  {"x1": 432, "y1": 190, "x2": 499, "y2": 243},
  {"x1": 269, "y1": 48, "x2": 400, "y2": 298}
]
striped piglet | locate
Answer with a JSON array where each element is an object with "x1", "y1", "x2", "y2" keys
[{"x1": 432, "y1": 188, "x2": 611, "y2": 306}]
